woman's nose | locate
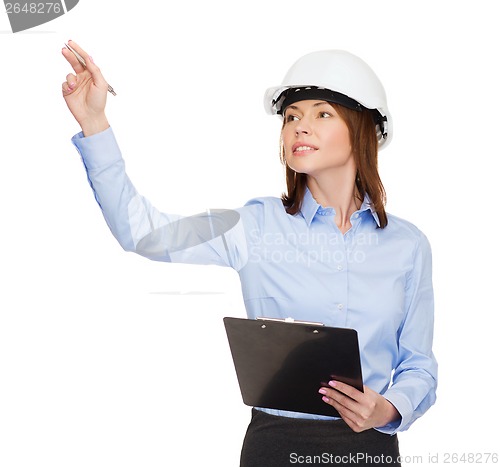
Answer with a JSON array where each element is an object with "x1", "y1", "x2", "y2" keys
[{"x1": 295, "y1": 118, "x2": 312, "y2": 135}]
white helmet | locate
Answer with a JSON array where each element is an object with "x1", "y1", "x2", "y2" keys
[{"x1": 264, "y1": 50, "x2": 392, "y2": 149}]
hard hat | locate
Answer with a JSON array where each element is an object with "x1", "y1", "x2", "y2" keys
[{"x1": 264, "y1": 50, "x2": 392, "y2": 149}]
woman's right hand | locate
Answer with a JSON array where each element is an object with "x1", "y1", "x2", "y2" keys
[{"x1": 61, "y1": 40, "x2": 110, "y2": 136}]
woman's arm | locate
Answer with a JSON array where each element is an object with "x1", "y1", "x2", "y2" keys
[
  {"x1": 62, "y1": 42, "x2": 248, "y2": 270},
  {"x1": 320, "y1": 231, "x2": 438, "y2": 434},
  {"x1": 380, "y1": 231, "x2": 438, "y2": 432}
]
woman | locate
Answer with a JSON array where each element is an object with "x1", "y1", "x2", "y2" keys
[{"x1": 62, "y1": 43, "x2": 437, "y2": 466}]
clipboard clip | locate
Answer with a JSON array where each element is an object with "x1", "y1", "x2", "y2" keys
[{"x1": 256, "y1": 317, "x2": 325, "y2": 326}]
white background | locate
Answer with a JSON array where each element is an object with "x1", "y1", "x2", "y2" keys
[{"x1": 1, "y1": 1, "x2": 499, "y2": 465}]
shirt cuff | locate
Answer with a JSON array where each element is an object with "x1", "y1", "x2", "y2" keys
[{"x1": 71, "y1": 126, "x2": 122, "y2": 171}]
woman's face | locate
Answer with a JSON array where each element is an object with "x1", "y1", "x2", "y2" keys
[{"x1": 281, "y1": 100, "x2": 353, "y2": 178}]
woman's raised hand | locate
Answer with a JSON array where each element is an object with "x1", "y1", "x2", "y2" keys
[{"x1": 61, "y1": 40, "x2": 110, "y2": 136}]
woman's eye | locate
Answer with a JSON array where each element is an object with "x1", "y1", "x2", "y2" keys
[
  {"x1": 319, "y1": 111, "x2": 331, "y2": 118},
  {"x1": 285, "y1": 114, "x2": 299, "y2": 123}
]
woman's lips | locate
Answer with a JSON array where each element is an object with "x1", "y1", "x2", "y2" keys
[{"x1": 292, "y1": 142, "x2": 318, "y2": 155}]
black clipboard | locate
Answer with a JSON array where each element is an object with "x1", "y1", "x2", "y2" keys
[{"x1": 223, "y1": 317, "x2": 363, "y2": 417}]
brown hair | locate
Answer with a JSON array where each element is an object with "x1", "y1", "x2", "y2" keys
[{"x1": 280, "y1": 104, "x2": 388, "y2": 228}]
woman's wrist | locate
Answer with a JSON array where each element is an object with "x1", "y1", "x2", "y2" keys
[
  {"x1": 381, "y1": 399, "x2": 401, "y2": 426},
  {"x1": 81, "y1": 115, "x2": 110, "y2": 137}
]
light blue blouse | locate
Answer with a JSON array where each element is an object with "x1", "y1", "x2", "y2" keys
[{"x1": 72, "y1": 127, "x2": 437, "y2": 434}]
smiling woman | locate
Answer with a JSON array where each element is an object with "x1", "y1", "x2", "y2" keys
[
  {"x1": 280, "y1": 99, "x2": 387, "y2": 229},
  {"x1": 61, "y1": 44, "x2": 437, "y2": 467}
]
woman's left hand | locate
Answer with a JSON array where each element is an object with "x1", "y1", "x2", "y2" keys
[{"x1": 319, "y1": 381, "x2": 400, "y2": 432}]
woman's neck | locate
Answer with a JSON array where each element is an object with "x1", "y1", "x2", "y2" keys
[{"x1": 307, "y1": 170, "x2": 360, "y2": 234}]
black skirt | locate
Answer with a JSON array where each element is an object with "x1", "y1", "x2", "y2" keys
[{"x1": 240, "y1": 409, "x2": 401, "y2": 467}]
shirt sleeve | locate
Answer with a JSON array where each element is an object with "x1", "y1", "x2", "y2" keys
[
  {"x1": 71, "y1": 127, "x2": 248, "y2": 270},
  {"x1": 377, "y1": 231, "x2": 438, "y2": 434}
]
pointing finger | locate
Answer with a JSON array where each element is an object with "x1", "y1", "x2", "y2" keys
[
  {"x1": 66, "y1": 40, "x2": 108, "y2": 89},
  {"x1": 62, "y1": 46, "x2": 85, "y2": 74},
  {"x1": 63, "y1": 40, "x2": 108, "y2": 94}
]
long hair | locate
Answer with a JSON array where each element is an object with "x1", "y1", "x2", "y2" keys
[{"x1": 280, "y1": 103, "x2": 388, "y2": 228}]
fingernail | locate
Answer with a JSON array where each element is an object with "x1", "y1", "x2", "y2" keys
[
  {"x1": 328, "y1": 381, "x2": 337, "y2": 387},
  {"x1": 318, "y1": 388, "x2": 327, "y2": 395},
  {"x1": 89, "y1": 56, "x2": 94, "y2": 64},
  {"x1": 322, "y1": 396, "x2": 329, "y2": 403}
]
